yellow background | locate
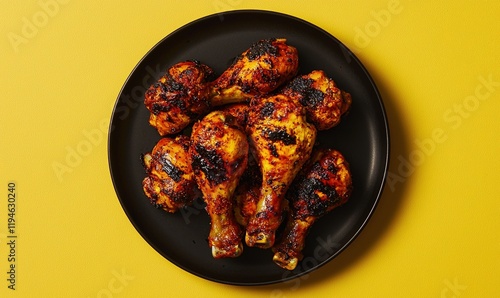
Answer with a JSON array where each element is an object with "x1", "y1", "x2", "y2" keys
[{"x1": 1, "y1": 0, "x2": 499, "y2": 297}]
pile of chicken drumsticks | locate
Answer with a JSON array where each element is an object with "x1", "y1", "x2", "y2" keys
[{"x1": 141, "y1": 38, "x2": 353, "y2": 270}]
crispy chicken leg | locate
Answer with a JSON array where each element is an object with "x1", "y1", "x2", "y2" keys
[
  {"x1": 273, "y1": 148, "x2": 352, "y2": 270},
  {"x1": 141, "y1": 135, "x2": 200, "y2": 212},
  {"x1": 189, "y1": 110, "x2": 248, "y2": 258},
  {"x1": 210, "y1": 38, "x2": 299, "y2": 105},
  {"x1": 144, "y1": 60, "x2": 215, "y2": 136},
  {"x1": 245, "y1": 94, "x2": 317, "y2": 249},
  {"x1": 145, "y1": 39, "x2": 299, "y2": 136},
  {"x1": 282, "y1": 70, "x2": 352, "y2": 130}
]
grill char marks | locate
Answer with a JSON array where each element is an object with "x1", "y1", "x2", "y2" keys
[
  {"x1": 262, "y1": 128, "x2": 296, "y2": 145},
  {"x1": 246, "y1": 38, "x2": 279, "y2": 60},
  {"x1": 259, "y1": 101, "x2": 275, "y2": 118},
  {"x1": 159, "y1": 156, "x2": 185, "y2": 183},
  {"x1": 285, "y1": 76, "x2": 325, "y2": 108},
  {"x1": 191, "y1": 143, "x2": 228, "y2": 186},
  {"x1": 293, "y1": 175, "x2": 339, "y2": 219}
]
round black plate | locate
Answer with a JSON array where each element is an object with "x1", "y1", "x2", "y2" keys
[{"x1": 108, "y1": 10, "x2": 389, "y2": 285}]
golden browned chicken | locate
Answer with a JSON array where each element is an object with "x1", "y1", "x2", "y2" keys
[
  {"x1": 272, "y1": 148, "x2": 353, "y2": 270},
  {"x1": 189, "y1": 110, "x2": 249, "y2": 258},
  {"x1": 144, "y1": 60, "x2": 215, "y2": 136},
  {"x1": 145, "y1": 39, "x2": 299, "y2": 136},
  {"x1": 245, "y1": 94, "x2": 317, "y2": 249},
  {"x1": 282, "y1": 70, "x2": 352, "y2": 130},
  {"x1": 209, "y1": 38, "x2": 299, "y2": 106},
  {"x1": 141, "y1": 135, "x2": 200, "y2": 213}
]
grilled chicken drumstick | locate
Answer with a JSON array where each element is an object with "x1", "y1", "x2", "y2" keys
[
  {"x1": 141, "y1": 135, "x2": 200, "y2": 213},
  {"x1": 144, "y1": 60, "x2": 215, "y2": 136},
  {"x1": 145, "y1": 38, "x2": 299, "y2": 136},
  {"x1": 245, "y1": 94, "x2": 316, "y2": 249},
  {"x1": 272, "y1": 148, "x2": 352, "y2": 270},
  {"x1": 282, "y1": 70, "x2": 352, "y2": 131},
  {"x1": 209, "y1": 38, "x2": 299, "y2": 105},
  {"x1": 189, "y1": 110, "x2": 249, "y2": 258}
]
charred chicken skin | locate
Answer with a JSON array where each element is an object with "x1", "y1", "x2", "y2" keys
[
  {"x1": 273, "y1": 148, "x2": 353, "y2": 270},
  {"x1": 245, "y1": 94, "x2": 317, "y2": 249},
  {"x1": 144, "y1": 38, "x2": 299, "y2": 136},
  {"x1": 141, "y1": 135, "x2": 200, "y2": 213},
  {"x1": 144, "y1": 60, "x2": 216, "y2": 136},
  {"x1": 189, "y1": 110, "x2": 249, "y2": 258},
  {"x1": 282, "y1": 70, "x2": 352, "y2": 130},
  {"x1": 209, "y1": 38, "x2": 299, "y2": 105}
]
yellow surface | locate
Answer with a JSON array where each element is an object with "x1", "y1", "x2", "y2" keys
[{"x1": 1, "y1": 0, "x2": 499, "y2": 297}]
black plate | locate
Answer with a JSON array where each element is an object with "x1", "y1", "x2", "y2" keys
[{"x1": 108, "y1": 10, "x2": 389, "y2": 285}]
